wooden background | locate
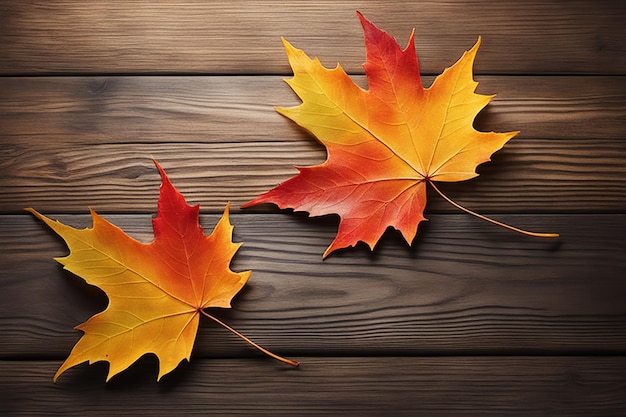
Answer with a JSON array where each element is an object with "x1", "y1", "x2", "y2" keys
[{"x1": 1, "y1": 1, "x2": 625, "y2": 415}]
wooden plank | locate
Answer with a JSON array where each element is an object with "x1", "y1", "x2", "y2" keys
[
  {"x1": 0, "y1": 1, "x2": 624, "y2": 75},
  {"x1": 2, "y1": 357, "x2": 626, "y2": 416},
  {"x1": 3, "y1": 139, "x2": 624, "y2": 214},
  {"x1": 3, "y1": 1, "x2": 623, "y2": 414},
  {"x1": 2, "y1": 213, "x2": 625, "y2": 358},
  {"x1": 2, "y1": 76, "x2": 625, "y2": 213},
  {"x1": 3, "y1": 76, "x2": 622, "y2": 144}
]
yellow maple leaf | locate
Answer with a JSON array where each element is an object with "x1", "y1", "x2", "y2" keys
[
  {"x1": 28, "y1": 161, "x2": 297, "y2": 382},
  {"x1": 244, "y1": 12, "x2": 557, "y2": 257}
]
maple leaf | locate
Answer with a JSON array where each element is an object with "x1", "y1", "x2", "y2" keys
[
  {"x1": 27, "y1": 161, "x2": 297, "y2": 382},
  {"x1": 243, "y1": 12, "x2": 557, "y2": 257}
]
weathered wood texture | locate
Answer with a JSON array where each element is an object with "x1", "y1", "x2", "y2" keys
[
  {"x1": 3, "y1": 358, "x2": 626, "y2": 416},
  {"x1": 2, "y1": 213, "x2": 625, "y2": 359},
  {"x1": 0, "y1": 1, "x2": 624, "y2": 75},
  {"x1": 2, "y1": 76, "x2": 625, "y2": 213},
  {"x1": 1, "y1": 0, "x2": 625, "y2": 415}
]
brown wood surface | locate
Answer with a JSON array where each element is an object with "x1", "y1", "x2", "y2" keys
[
  {"x1": 0, "y1": 1, "x2": 624, "y2": 75},
  {"x1": 2, "y1": 357, "x2": 626, "y2": 416},
  {"x1": 2, "y1": 213, "x2": 625, "y2": 359},
  {"x1": 1, "y1": 0, "x2": 625, "y2": 415},
  {"x1": 1, "y1": 76, "x2": 625, "y2": 213}
]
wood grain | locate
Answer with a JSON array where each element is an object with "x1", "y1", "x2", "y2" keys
[
  {"x1": 2, "y1": 75, "x2": 624, "y2": 144},
  {"x1": 3, "y1": 139, "x2": 625, "y2": 214},
  {"x1": 2, "y1": 357, "x2": 625, "y2": 416},
  {"x1": 3, "y1": 213, "x2": 625, "y2": 358},
  {"x1": 1, "y1": 1, "x2": 624, "y2": 75},
  {"x1": 2, "y1": 76, "x2": 624, "y2": 213},
  {"x1": 2, "y1": 1, "x2": 625, "y2": 413}
]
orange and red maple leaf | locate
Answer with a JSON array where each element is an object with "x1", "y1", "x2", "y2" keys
[
  {"x1": 244, "y1": 12, "x2": 555, "y2": 257},
  {"x1": 28, "y1": 161, "x2": 296, "y2": 382}
]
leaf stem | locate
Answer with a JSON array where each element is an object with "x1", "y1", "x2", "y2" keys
[
  {"x1": 200, "y1": 309, "x2": 299, "y2": 367},
  {"x1": 427, "y1": 179, "x2": 559, "y2": 238}
]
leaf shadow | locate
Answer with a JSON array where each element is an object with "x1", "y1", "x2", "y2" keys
[
  {"x1": 54, "y1": 350, "x2": 203, "y2": 391},
  {"x1": 254, "y1": 206, "x2": 434, "y2": 261},
  {"x1": 57, "y1": 268, "x2": 109, "y2": 314}
]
